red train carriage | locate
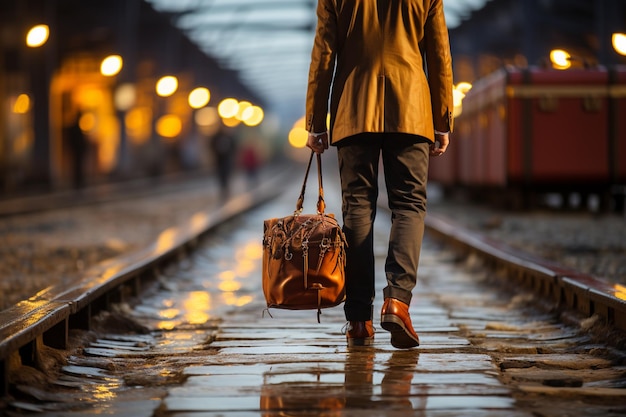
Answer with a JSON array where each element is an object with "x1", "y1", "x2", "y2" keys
[{"x1": 429, "y1": 66, "x2": 626, "y2": 210}]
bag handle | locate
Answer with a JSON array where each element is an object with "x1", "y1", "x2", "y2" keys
[{"x1": 295, "y1": 150, "x2": 326, "y2": 215}]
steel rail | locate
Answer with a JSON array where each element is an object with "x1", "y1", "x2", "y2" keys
[{"x1": 424, "y1": 214, "x2": 626, "y2": 334}]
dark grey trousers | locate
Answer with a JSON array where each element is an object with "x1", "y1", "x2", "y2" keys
[{"x1": 336, "y1": 132, "x2": 430, "y2": 322}]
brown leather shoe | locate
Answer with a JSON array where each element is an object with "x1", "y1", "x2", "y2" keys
[
  {"x1": 380, "y1": 298, "x2": 420, "y2": 349},
  {"x1": 345, "y1": 320, "x2": 374, "y2": 346}
]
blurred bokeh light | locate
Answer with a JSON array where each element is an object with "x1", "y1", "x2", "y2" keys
[
  {"x1": 613, "y1": 33, "x2": 626, "y2": 56},
  {"x1": 26, "y1": 24, "x2": 49, "y2": 47},
  {"x1": 156, "y1": 76, "x2": 179, "y2": 97},
  {"x1": 217, "y1": 98, "x2": 239, "y2": 119},
  {"x1": 188, "y1": 87, "x2": 211, "y2": 109},
  {"x1": 100, "y1": 55, "x2": 123, "y2": 77},
  {"x1": 242, "y1": 106, "x2": 264, "y2": 127},
  {"x1": 156, "y1": 114, "x2": 182, "y2": 138},
  {"x1": 550, "y1": 49, "x2": 572, "y2": 70}
]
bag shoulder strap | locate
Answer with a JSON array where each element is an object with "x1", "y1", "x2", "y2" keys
[{"x1": 295, "y1": 151, "x2": 325, "y2": 215}]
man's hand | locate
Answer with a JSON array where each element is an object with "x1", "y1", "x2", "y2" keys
[
  {"x1": 306, "y1": 131, "x2": 329, "y2": 154},
  {"x1": 430, "y1": 132, "x2": 450, "y2": 157}
]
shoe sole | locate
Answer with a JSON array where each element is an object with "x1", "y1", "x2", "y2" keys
[
  {"x1": 381, "y1": 314, "x2": 419, "y2": 349},
  {"x1": 347, "y1": 337, "x2": 374, "y2": 347}
]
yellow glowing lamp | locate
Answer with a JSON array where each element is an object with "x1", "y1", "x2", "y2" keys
[
  {"x1": 612, "y1": 33, "x2": 626, "y2": 56},
  {"x1": 188, "y1": 87, "x2": 211, "y2": 109},
  {"x1": 26, "y1": 24, "x2": 49, "y2": 47},
  {"x1": 235, "y1": 101, "x2": 252, "y2": 121},
  {"x1": 156, "y1": 114, "x2": 182, "y2": 138},
  {"x1": 218, "y1": 98, "x2": 239, "y2": 118},
  {"x1": 13, "y1": 94, "x2": 30, "y2": 114},
  {"x1": 156, "y1": 76, "x2": 178, "y2": 97},
  {"x1": 242, "y1": 106, "x2": 264, "y2": 126},
  {"x1": 288, "y1": 127, "x2": 308, "y2": 148},
  {"x1": 455, "y1": 82, "x2": 473, "y2": 94},
  {"x1": 453, "y1": 88, "x2": 466, "y2": 108},
  {"x1": 101, "y1": 55, "x2": 123, "y2": 77},
  {"x1": 549, "y1": 49, "x2": 571, "y2": 70}
]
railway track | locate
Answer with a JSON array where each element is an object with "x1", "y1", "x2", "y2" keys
[{"x1": 1, "y1": 166, "x2": 625, "y2": 416}]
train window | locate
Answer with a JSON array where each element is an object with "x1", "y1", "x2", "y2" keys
[
  {"x1": 582, "y1": 96, "x2": 602, "y2": 112},
  {"x1": 538, "y1": 96, "x2": 558, "y2": 112}
]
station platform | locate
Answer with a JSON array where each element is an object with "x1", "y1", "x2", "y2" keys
[{"x1": 6, "y1": 159, "x2": 624, "y2": 417}]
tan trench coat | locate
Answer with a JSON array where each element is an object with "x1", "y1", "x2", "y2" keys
[{"x1": 305, "y1": 0, "x2": 454, "y2": 144}]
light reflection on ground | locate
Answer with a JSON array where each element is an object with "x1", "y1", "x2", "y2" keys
[
  {"x1": 158, "y1": 307, "x2": 180, "y2": 320},
  {"x1": 183, "y1": 291, "x2": 212, "y2": 325},
  {"x1": 91, "y1": 384, "x2": 118, "y2": 401},
  {"x1": 221, "y1": 292, "x2": 253, "y2": 307},
  {"x1": 613, "y1": 284, "x2": 626, "y2": 301},
  {"x1": 8, "y1": 185, "x2": 625, "y2": 416},
  {"x1": 218, "y1": 280, "x2": 241, "y2": 292}
]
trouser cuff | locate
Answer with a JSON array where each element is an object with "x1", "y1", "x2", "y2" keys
[{"x1": 383, "y1": 286, "x2": 412, "y2": 306}]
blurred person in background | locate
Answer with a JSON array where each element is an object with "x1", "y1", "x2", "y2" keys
[
  {"x1": 209, "y1": 124, "x2": 237, "y2": 199},
  {"x1": 66, "y1": 112, "x2": 87, "y2": 190},
  {"x1": 306, "y1": 0, "x2": 453, "y2": 349},
  {"x1": 239, "y1": 142, "x2": 261, "y2": 186}
]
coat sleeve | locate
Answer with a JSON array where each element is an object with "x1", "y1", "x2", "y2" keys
[
  {"x1": 305, "y1": 0, "x2": 337, "y2": 133},
  {"x1": 424, "y1": 0, "x2": 454, "y2": 133}
]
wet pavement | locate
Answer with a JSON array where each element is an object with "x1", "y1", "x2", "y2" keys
[{"x1": 4, "y1": 170, "x2": 626, "y2": 416}]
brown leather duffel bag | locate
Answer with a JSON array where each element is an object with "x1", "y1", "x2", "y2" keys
[{"x1": 262, "y1": 151, "x2": 346, "y2": 322}]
